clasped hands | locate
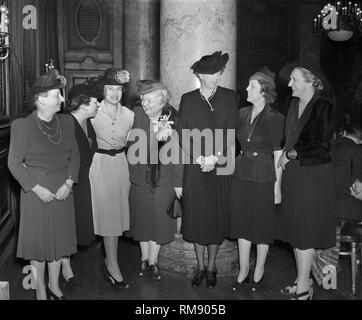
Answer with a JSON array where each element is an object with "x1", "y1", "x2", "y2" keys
[
  {"x1": 196, "y1": 155, "x2": 218, "y2": 172},
  {"x1": 32, "y1": 181, "x2": 73, "y2": 203}
]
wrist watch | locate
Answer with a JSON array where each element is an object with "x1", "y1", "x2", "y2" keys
[{"x1": 286, "y1": 149, "x2": 297, "y2": 160}]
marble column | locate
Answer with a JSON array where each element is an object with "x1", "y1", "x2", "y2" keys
[
  {"x1": 158, "y1": 0, "x2": 239, "y2": 277},
  {"x1": 123, "y1": 0, "x2": 160, "y2": 106},
  {"x1": 160, "y1": 0, "x2": 237, "y2": 109}
]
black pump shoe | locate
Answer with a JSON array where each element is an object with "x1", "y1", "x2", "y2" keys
[
  {"x1": 232, "y1": 274, "x2": 250, "y2": 291},
  {"x1": 191, "y1": 267, "x2": 206, "y2": 287},
  {"x1": 251, "y1": 273, "x2": 264, "y2": 291},
  {"x1": 46, "y1": 286, "x2": 66, "y2": 300},
  {"x1": 206, "y1": 269, "x2": 217, "y2": 288},
  {"x1": 104, "y1": 268, "x2": 130, "y2": 289}
]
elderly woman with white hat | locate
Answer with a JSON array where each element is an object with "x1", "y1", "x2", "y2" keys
[
  {"x1": 229, "y1": 67, "x2": 284, "y2": 292},
  {"x1": 177, "y1": 51, "x2": 238, "y2": 288},
  {"x1": 89, "y1": 67, "x2": 133, "y2": 289},
  {"x1": 8, "y1": 69, "x2": 80, "y2": 300}
]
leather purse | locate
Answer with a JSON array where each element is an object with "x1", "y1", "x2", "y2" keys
[{"x1": 167, "y1": 195, "x2": 183, "y2": 219}]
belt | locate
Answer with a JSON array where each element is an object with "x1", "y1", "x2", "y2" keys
[
  {"x1": 241, "y1": 150, "x2": 273, "y2": 161},
  {"x1": 95, "y1": 147, "x2": 127, "y2": 157}
]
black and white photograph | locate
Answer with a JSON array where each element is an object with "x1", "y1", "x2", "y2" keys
[{"x1": 0, "y1": 0, "x2": 362, "y2": 305}]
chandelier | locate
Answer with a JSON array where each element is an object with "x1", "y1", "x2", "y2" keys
[
  {"x1": 0, "y1": 4, "x2": 10, "y2": 60},
  {"x1": 313, "y1": 2, "x2": 362, "y2": 41}
]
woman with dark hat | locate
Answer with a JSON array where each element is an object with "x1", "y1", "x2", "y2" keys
[
  {"x1": 89, "y1": 67, "x2": 133, "y2": 288},
  {"x1": 277, "y1": 61, "x2": 335, "y2": 300},
  {"x1": 127, "y1": 80, "x2": 182, "y2": 280},
  {"x1": 229, "y1": 67, "x2": 285, "y2": 291},
  {"x1": 177, "y1": 51, "x2": 238, "y2": 288},
  {"x1": 8, "y1": 69, "x2": 80, "y2": 300}
]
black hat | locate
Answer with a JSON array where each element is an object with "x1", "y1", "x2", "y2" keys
[
  {"x1": 249, "y1": 66, "x2": 276, "y2": 89},
  {"x1": 279, "y1": 59, "x2": 334, "y2": 102},
  {"x1": 137, "y1": 80, "x2": 166, "y2": 95},
  {"x1": 29, "y1": 69, "x2": 66, "y2": 96},
  {"x1": 93, "y1": 67, "x2": 130, "y2": 99},
  {"x1": 191, "y1": 51, "x2": 229, "y2": 74}
]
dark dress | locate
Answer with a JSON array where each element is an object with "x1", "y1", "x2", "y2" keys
[
  {"x1": 8, "y1": 113, "x2": 80, "y2": 261},
  {"x1": 127, "y1": 105, "x2": 182, "y2": 245},
  {"x1": 332, "y1": 137, "x2": 362, "y2": 221},
  {"x1": 229, "y1": 104, "x2": 285, "y2": 244},
  {"x1": 278, "y1": 93, "x2": 335, "y2": 250},
  {"x1": 71, "y1": 116, "x2": 97, "y2": 246},
  {"x1": 177, "y1": 86, "x2": 238, "y2": 245}
]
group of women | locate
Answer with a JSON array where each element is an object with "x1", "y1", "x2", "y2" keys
[{"x1": 8, "y1": 51, "x2": 361, "y2": 300}]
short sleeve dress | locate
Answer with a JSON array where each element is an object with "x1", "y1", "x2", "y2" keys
[
  {"x1": 89, "y1": 102, "x2": 134, "y2": 236},
  {"x1": 229, "y1": 104, "x2": 285, "y2": 244}
]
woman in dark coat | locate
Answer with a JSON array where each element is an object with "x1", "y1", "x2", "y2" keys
[
  {"x1": 177, "y1": 51, "x2": 238, "y2": 288},
  {"x1": 68, "y1": 85, "x2": 98, "y2": 248},
  {"x1": 127, "y1": 80, "x2": 182, "y2": 281},
  {"x1": 8, "y1": 70, "x2": 80, "y2": 300},
  {"x1": 277, "y1": 62, "x2": 335, "y2": 300},
  {"x1": 333, "y1": 122, "x2": 362, "y2": 232},
  {"x1": 229, "y1": 67, "x2": 284, "y2": 291}
]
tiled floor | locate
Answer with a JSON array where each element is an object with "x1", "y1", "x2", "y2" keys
[{"x1": 0, "y1": 237, "x2": 360, "y2": 300}]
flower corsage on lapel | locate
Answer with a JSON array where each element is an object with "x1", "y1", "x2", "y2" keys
[{"x1": 152, "y1": 110, "x2": 175, "y2": 141}]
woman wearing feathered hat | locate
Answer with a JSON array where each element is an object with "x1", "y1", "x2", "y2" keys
[
  {"x1": 229, "y1": 67, "x2": 285, "y2": 292},
  {"x1": 8, "y1": 69, "x2": 80, "y2": 299},
  {"x1": 177, "y1": 51, "x2": 238, "y2": 288},
  {"x1": 89, "y1": 67, "x2": 133, "y2": 288},
  {"x1": 277, "y1": 61, "x2": 335, "y2": 300},
  {"x1": 127, "y1": 80, "x2": 182, "y2": 281}
]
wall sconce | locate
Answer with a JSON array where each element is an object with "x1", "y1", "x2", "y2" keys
[
  {"x1": 0, "y1": 4, "x2": 10, "y2": 60},
  {"x1": 313, "y1": 2, "x2": 362, "y2": 41}
]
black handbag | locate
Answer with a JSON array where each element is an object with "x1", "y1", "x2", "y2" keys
[{"x1": 167, "y1": 195, "x2": 183, "y2": 219}]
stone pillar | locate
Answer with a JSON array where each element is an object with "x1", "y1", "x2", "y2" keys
[
  {"x1": 158, "y1": 0, "x2": 239, "y2": 277},
  {"x1": 160, "y1": 0, "x2": 237, "y2": 109},
  {"x1": 123, "y1": 0, "x2": 160, "y2": 106}
]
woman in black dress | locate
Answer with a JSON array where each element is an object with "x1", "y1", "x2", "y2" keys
[
  {"x1": 127, "y1": 80, "x2": 182, "y2": 281},
  {"x1": 278, "y1": 62, "x2": 335, "y2": 300},
  {"x1": 177, "y1": 51, "x2": 238, "y2": 288},
  {"x1": 229, "y1": 67, "x2": 284, "y2": 291}
]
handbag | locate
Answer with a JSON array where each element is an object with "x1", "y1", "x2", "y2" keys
[{"x1": 167, "y1": 195, "x2": 183, "y2": 219}]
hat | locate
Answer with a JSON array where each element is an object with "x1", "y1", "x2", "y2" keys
[
  {"x1": 93, "y1": 67, "x2": 130, "y2": 99},
  {"x1": 67, "y1": 83, "x2": 96, "y2": 101},
  {"x1": 249, "y1": 66, "x2": 276, "y2": 89},
  {"x1": 137, "y1": 80, "x2": 165, "y2": 95},
  {"x1": 29, "y1": 69, "x2": 66, "y2": 96},
  {"x1": 190, "y1": 51, "x2": 229, "y2": 74},
  {"x1": 279, "y1": 59, "x2": 334, "y2": 102}
]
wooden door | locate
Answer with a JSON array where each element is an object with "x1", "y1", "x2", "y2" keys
[{"x1": 57, "y1": 0, "x2": 123, "y2": 94}]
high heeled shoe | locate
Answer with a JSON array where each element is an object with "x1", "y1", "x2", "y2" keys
[
  {"x1": 206, "y1": 269, "x2": 217, "y2": 288},
  {"x1": 251, "y1": 273, "x2": 264, "y2": 291},
  {"x1": 46, "y1": 286, "x2": 66, "y2": 300},
  {"x1": 104, "y1": 268, "x2": 130, "y2": 289},
  {"x1": 232, "y1": 274, "x2": 250, "y2": 291},
  {"x1": 281, "y1": 278, "x2": 313, "y2": 295},
  {"x1": 139, "y1": 259, "x2": 150, "y2": 277},
  {"x1": 191, "y1": 267, "x2": 206, "y2": 287},
  {"x1": 291, "y1": 287, "x2": 313, "y2": 300}
]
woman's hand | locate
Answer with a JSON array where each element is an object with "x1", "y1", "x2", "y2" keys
[
  {"x1": 277, "y1": 151, "x2": 290, "y2": 170},
  {"x1": 200, "y1": 155, "x2": 218, "y2": 172},
  {"x1": 274, "y1": 183, "x2": 282, "y2": 204},
  {"x1": 31, "y1": 185, "x2": 55, "y2": 203},
  {"x1": 55, "y1": 184, "x2": 71, "y2": 201},
  {"x1": 174, "y1": 187, "x2": 183, "y2": 199},
  {"x1": 350, "y1": 180, "x2": 362, "y2": 200}
]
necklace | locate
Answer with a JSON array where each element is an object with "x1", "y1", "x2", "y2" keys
[
  {"x1": 200, "y1": 87, "x2": 217, "y2": 112},
  {"x1": 33, "y1": 111, "x2": 62, "y2": 145},
  {"x1": 247, "y1": 110, "x2": 262, "y2": 142}
]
